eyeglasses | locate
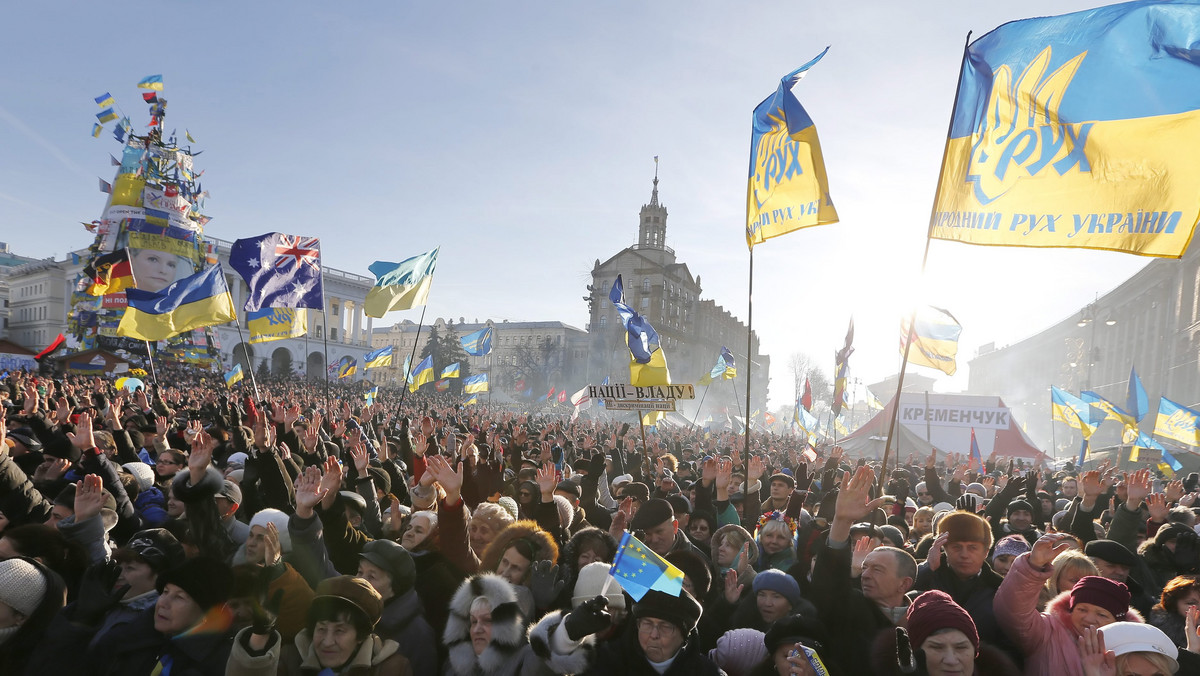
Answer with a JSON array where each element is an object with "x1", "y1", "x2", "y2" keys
[
  {"x1": 637, "y1": 618, "x2": 679, "y2": 637},
  {"x1": 158, "y1": 459, "x2": 182, "y2": 467}
]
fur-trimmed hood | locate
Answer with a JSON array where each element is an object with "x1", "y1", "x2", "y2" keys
[
  {"x1": 528, "y1": 609, "x2": 597, "y2": 675},
  {"x1": 444, "y1": 574, "x2": 529, "y2": 676},
  {"x1": 559, "y1": 527, "x2": 617, "y2": 584},
  {"x1": 479, "y1": 520, "x2": 559, "y2": 578},
  {"x1": 1045, "y1": 588, "x2": 1145, "y2": 625}
]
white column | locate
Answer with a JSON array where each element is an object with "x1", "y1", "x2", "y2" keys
[{"x1": 352, "y1": 305, "x2": 362, "y2": 346}]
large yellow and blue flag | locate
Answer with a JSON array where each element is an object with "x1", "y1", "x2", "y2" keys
[
  {"x1": 746, "y1": 48, "x2": 838, "y2": 249},
  {"x1": 96, "y1": 108, "x2": 118, "y2": 124},
  {"x1": 224, "y1": 364, "x2": 244, "y2": 388},
  {"x1": 460, "y1": 327, "x2": 493, "y2": 356},
  {"x1": 1051, "y1": 386, "x2": 1103, "y2": 439},
  {"x1": 902, "y1": 306, "x2": 962, "y2": 376},
  {"x1": 866, "y1": 389, "x2": 884, "y2": 411},
  {"x1": 408, "y1": 355, "x2": 433, "y2": 392},
  {"x1": 609, "y1": 275, "x2": 671, "y2": 388},
  {"x1": 698, "y1": 347, "x2": 736, "y2": 386},
  {"x1": 1155, "y1": 396, "x2": 1200, "y2": 447},
  {"x1": 94, "y1": 92, "x2": 115, "y2": 107},
  {"x1": 137, "y1": 74, "x2": 164, "y2": 91},
  {"x1": 441, "y1": 362, "x2": 460, "y2": 379},
  {"x1": 831, "y1": 319, "x2": 853, "y2": 417},
  {"x1": 365, "y1": 248, "x2": 438, "y2": 318},
  {"x1": 91, "y1": 124, "x2": 103, "y2": 138},
  {"x1": 608, "y1": 531, "x2": 684, "y2": 601},
  {"x1": 930, "y1": 2, "x2": 1200, "y2": 258},
  {"x1": 338, "y1": 357, "x2": 357, "y2": 379},
  {"x1": 247, "y1": 308, "x2": 307, "y2": 344},
  {"x1": 363, "y1": 345, "x2": 394, "y2": 370},
  {"x1": 464, "y1": 373, "x2": 489, "y2": 394},
  {"x1": 463, "y1": 394, "x2": 479, "y2": 405},
  {"x1": 1080, "y1": 390, "x2": 1135, "y2": 428},
  {"x1": 117, "y1": 265, "x2": 236, "y2": 341}
]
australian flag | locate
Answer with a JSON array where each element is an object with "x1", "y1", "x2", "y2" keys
[{"x1": 230, "y1": 233, "x2": 324, "y2": 312}]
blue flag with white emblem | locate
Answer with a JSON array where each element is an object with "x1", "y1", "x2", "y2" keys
[{"x1": 229, "y1": 233, "x2": 324, "y2": 312}]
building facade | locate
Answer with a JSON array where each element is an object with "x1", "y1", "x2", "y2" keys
[
  {"x1": 371, "y1": 318, "x2": 589, "y2": 392},
  {"x1": 967, "y1": 242, "x2": 1200, "y2": 457},
  {"x1": 1, "y1": 236, "x2": 375, "y2": 377},
  {"x1": 584, "y1": 176, "x2": 770, "y2": 415}
]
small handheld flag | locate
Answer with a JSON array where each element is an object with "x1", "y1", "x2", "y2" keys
[
  {"x1": 608, "y1": 531, "x2": 684, "y2": 601},
  {"x1": 224, "y1": 364, "x2": 244, "y2": 388}
]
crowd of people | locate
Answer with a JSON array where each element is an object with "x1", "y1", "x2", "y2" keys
[{"x1": 2, "y1": 367, "x2": 1200, "y2": 675}]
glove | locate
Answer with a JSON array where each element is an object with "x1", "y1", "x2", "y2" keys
[
  {"x1": 896, "y1": 627, "x2": 918, "y2": 675},
  {"x1": 588, "y1": 452, "x2": 607, "y2": 477},
  {"x1": 251, "y1": 588, "x2": 284, "y2": 635},
  {"x1": 75, "y1": 561, "x2": 130, "y2": 625},
  {"x1": 563, "y1": 595, "x2": 611, "y2": 640},
  {"x1": 955, "y1": 493, "x2": 979, "y2": 514},
  {"x1": 528, "y1": 560, "x2": 566, "y2": 611}
]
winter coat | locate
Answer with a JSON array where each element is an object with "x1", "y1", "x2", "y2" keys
[
  {"x1": 912, "y1": 554, "x2": 1015, "y2": 661},
  {"x1": 993, "y1": 553, "x2": 1145, "y2": 676},
  {"x1": 529, "y1": 613, "x2": 721, "y2": 676},
  {"x1": 376, "y1": 588, "x2": 438, "y2": 676},
  {"x1": 225, "y1": 626, "x2": 412, "y2": 676},
  {"x1": 443, "y1": 574, "x2": 556, "y2": 676},
  {"x1": 1150, "y1": 606, "x2": 1189, "y2": 650},
  {"x1": 870, "y1": 628, "x2": 1021, "y2": 676},
  {"x1": 811, "y1": 537, "x2": 906, "y2": 675},
  {"x1": 413, "y1": 546, "x2": 466, "y2": 637},
  {"x1": 0, "y1": 444, "x2": 52, "y2": 526}
]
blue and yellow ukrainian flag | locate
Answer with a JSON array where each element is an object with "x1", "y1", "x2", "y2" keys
[
  {"x1": 746, "y1": 47, "x2": 838, "y2": 249},
  {"x1": 224, "y1": 364, "x2": 244, "y2": 388},
  {"x1": 247, "y1": 308, "x2": 307, "y2": 344},
  {"x1": 338, "y1": 357, "x2": 358, "y2": 379},
  {"x1": 137, "y1": 74, "x2": 164, "y2": 91},
  {"x1": 96, "y1": 108, "x2": 119, "y2": 124},
  {"x1": 1128, "y1": 366, "x2": 1149, "y2": 422},
  {"x1": 902, "y1": 306, "x2": 962, "y2": 376},
  {"x1": 441, "y1": 362, "x2": 460, "y2": 379},
  {"x1": 364, "y1": 386, "x2": 379, "y2": 404},
  {"x1": 460, "y1": 327, "x2": 493, "y2": 356},
  {"x1": 931, "y1": 2, "x2": 1200, "y2": 258},
  {"x1": 408, "y1": 355, "x2": 433, "y2": 392},
  {"x1": 463, "y1": 374, "x2": 488, "y2": 394},
  {"x1": 608, "y1": 531, "x2": 684, "y2": 601},
  {"x1": 1155, "y1": 396, "x2": 1200, "y2": 448},
  {"x1": 117, "y1": 265, "x2": 236, "y2": 341},
  {"x1": 94, "y1": 92, "x2": 115, "y2": 107},
  {"x1": 364, "y1": 248, "x2": 438, "y2": 318},
  {"x1": 1051, "y1": 386, "x2": 1103, "y2": 439},
  {"x1": 463, "y1": 394, "x2": 479, "y2": 405},
  {"x1": 1080, "y1": 391, "x2": 1135, "y2": 428},
  {"x1": 363, "y1": 345, "x2": 394, "y2": 370},
  {"x1": 91, "y1": 123, "x2": 103, "y2": 138}
]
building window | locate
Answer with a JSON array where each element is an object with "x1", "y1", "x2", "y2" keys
[
  {"x1": 599, "y1": 315, "x2": 607, "y2": 328},
  {"x1": 642, "y1": 297, "x2": 649, "y2": 309},
  {"x1": 331, "y1": 302, "x2": 339, "y2": 316},
  {"x1": 642, "y1": 278, "x2": 650, "y2": 293}
]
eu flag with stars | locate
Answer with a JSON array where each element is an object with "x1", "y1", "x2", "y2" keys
[
  {"x1": 230, "y1": 233, "x2": 324, "y2": 312},
  {"x1": 608, "y1": 531, "x2": 684, "y2": 601}
]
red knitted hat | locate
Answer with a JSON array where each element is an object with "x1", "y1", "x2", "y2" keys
[
  {"x1": 906, "y1": 590, "x2": 979, "y2": 656},
  {"x1": 1070, "y1": 576, "x2": 1130, "y2": 621}
]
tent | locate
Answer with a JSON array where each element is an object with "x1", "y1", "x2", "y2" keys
[{"x1": 837, "y1": 392, "x2": 1051, "y2": 465}]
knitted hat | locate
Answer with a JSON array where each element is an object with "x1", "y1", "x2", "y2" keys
[
  {"x1": 157, "y1": 557, "x2": 233, "y2": 611},
  {"x1": 1070, "y1": 576, "x2": 1130, "y2": 621},
  {"x1": 1006, "y1": 499, "x2": 1033, "y2": 516},
  {"x1": 1098, "y1": 622, "x2": 1178, "y2": 672},
  {"x1": 496, "y1": 496, "x2": 519, "y2": 521},
  {"x1": 1084, "y1": 539, "x2": 1138, "y2": 568},
  {"x1": 708, "y1": 628, "x2": 768, "y2": 676},
  {"x1": 358, "y1": 539, "x2": 416, "y2": 596},
  {"x1": 313, "y1": 575, "x2": 384, "y2": 629},
  {"x1": 936, "y1": 511, "x2": 993, "y2": 550},
  {"x1": 249, "y1": 508, "x2": 292, "y2": 553},
  {"x1": 666, "y1": 550, "x2": 712, "y2": 599},
  {"x1": 122, "y1": 462, "x2": 155, "y2": 491},
  {"x1": 632, "y1": 589, "x2": 703, "y2": 635},
  {"x1": 571, "y1": 561, "x2": 627, "y2": 609},
  {"x1": 769, "y1": 473, "x2": 795, "y2": 490},
  {"x1": 629, "y1": 498, "x2": 674, "y2": 531},
  {"x1": 906, "y1": 590, "x2": 979, "y2": 655},
  {"x1": 752, "y1": 569, "x2": 803, "y2": 608},
  {"x1": 932, "y1": 502, "x2": 955, "y2": 515},
  {"x1": 0, "y1": 558, "x2": 48, "y2": 616},
  {"x1": 551, "y1": 494, "x2": 574, "y2": 530},
  {"x1": 965, "y1": 482, "x2": 986, "y2": 497},
  {"x1": 992, "y1": 534, "x2": 1031, "y2": 561}
]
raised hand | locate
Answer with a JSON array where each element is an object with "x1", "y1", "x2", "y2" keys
[
  {"x1": 1078, "y1": 626, "x2": 1116, "y2": 676},
  {"x1": 413, "y1": 433, "x2": 428, "y2": 457},
  {"x1": 1125, "y1": 469, "x2": 1151, "y2": 508},
  {"x1": 1030, "y1": 533, "x2": 1074, "y2": 568},
  {"x1": 928, "y1": 533, "x2": 948, "y2": 571},
  {"x1": 536, "y1": 462, "x2": 557, "y2": 502},
  {"x1": 155, "y1": 415, "x2": 169, "y2": 439},
  {"x1": 349, "y1": 441, "x2": 369, "y2": 476},
  {"x1": 426, "y1": 454, "x2": 463, "y2": 504},
  {"x1": 723, "y1": 568, "x2": 744, "y2": 604},
  {"x1": 1167, "y1": 480, "x2": 1186, "y2": 504},
  {"x1": 1146, "y1": 493, "x2": 1170, "y2": 523},
  {"x1": 955, "y1": 493, "x2": 979, "y2": 514},
  {"x1": 851, "y1": 535, "x2": 875, "y2": 576},
  {"x1": 747, "y1": 455, "x2": 765, "y2": 482},
  {"x1": 294, "y1": 466, "x2": 328, "y2": 518},
  {"x1": 833, "y1": 465, "x2": 886, "y2": 524},
  {"x1": 301, "y1": 424, "x2": 320, "y2": 454},
  {"x1": 528, "y1": 560, "x2": 566, "y2": 610},
  {"x1": 74, "y1": 474, "x2": 107, "y2": 522},
  {"x1": 608, "y1": 497, "x2": 632, "y2": 540},
  {"x1": 68, "y1": 411, "x2": 97, "y2": 451},
  {"x1": 319, "y1": 456, "x2": 343, "y2": 497},
  {"x1": 262, "y1": 522, "x2": 283, "y2": 567}
]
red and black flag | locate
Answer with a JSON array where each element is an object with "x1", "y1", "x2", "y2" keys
[
  {"x1": 84, "y1": 249, "x2": 136, "y2": 296},
  {"x1": 35, "y1": 333, "x2": 66, "y2": 361}
]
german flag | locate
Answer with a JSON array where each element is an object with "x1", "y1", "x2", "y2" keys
[{"x1": 84, "y1": 249, "x2": 136, "y2": 296}]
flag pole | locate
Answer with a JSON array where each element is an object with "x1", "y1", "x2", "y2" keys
[
  {"x1": 742, "y1": 247, "x2": 755, "y2": 474},
  {"x1": 143, "y1": 340, "x2": 160, "y2": 390},
  {"x1": 233, "y1": 314, "x2": 261, "y2": 402},
  {"x1": 322, "y1": 306, "x2": 331, "y2": 413},
  {"x1": 879, "y1": 31, "x2": 972, "y2": 493},
  {"x1": 395, "y1": 303, "x2": 428, "y2": 414},
  {"x1": 690, "y1": 383, "x2": 711, "y2": 428}
]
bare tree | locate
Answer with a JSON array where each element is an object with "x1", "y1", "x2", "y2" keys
[{"x1": 788, "y1": 352, "x2": 831, "y2": 403}]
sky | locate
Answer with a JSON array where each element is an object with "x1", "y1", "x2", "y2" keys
[{"x1": 0, "y1": 1, "x2": 1154, "y2": 409}]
